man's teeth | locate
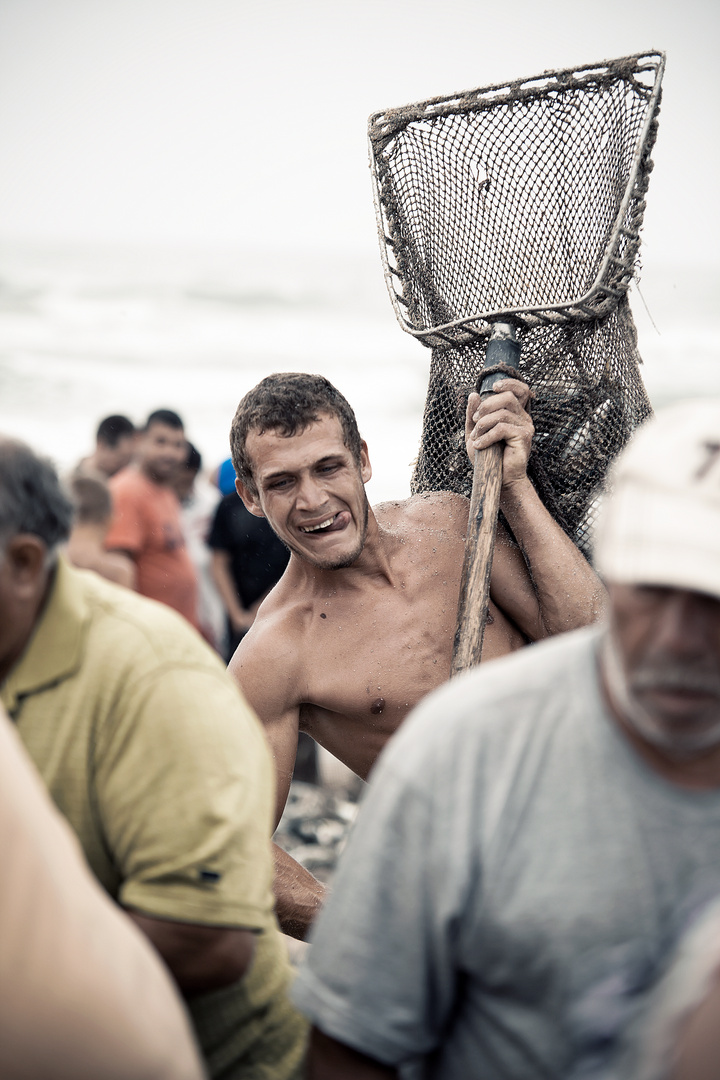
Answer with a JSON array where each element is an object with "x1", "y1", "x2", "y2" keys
[{"x1": 301, "y1": 515, "x2": 336, "y2": 533}]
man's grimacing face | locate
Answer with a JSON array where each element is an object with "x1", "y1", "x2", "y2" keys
[
  {"x1": 604, "y1": 582, "x2": 720, "y2": 758},
  {"x1": 237, "y1": 414, "x2": 372, "y2": 571}
]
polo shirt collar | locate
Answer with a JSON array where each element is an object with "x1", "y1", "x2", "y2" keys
[{"x1": 2, "y1": 558, "x2": 89, "y2": 717}]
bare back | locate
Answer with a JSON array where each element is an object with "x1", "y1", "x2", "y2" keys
[{"x1": 230, "y1": 491, "x2": 527, "y2": 792}]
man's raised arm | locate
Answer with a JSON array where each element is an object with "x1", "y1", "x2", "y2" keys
[
  {"x1": 229, "y1": 626, "x2": 327, "y2": 940},
  {"x1": 308, "y1": 1029, "x2": 399, "y2": 1080},
  {"x1": 468, "y1": 379, "x2": 607, "y2": 641}
]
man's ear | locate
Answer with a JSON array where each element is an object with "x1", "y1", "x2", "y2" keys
[
  {"x1": 5, "y1": 534, "x2": 50, "y2": 598},
  {"x1": 235, "y1": 478, "x2": 265, "y2": 519},
  {"x1": 359, "y1": 441, "x2": 372, "y2": 485}
]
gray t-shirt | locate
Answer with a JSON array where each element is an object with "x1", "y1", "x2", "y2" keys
[{"x1": 292, "y1": 625, "x2": 720, "y2": 1079}]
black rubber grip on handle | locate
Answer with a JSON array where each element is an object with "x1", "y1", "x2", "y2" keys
[{"x1": 478, "y1": 335, "x2": 521, "y2": 394}]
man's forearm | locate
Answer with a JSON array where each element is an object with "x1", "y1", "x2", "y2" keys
[
  {"x1": 273, "y1": 842, "x2": 327, "y2": 940},
  {"x1": 308, "y1": 1029, "x2": 399, "y2": 1080},
  {"x1": 465, "y1": 380, "x2": 606, "y2": 637},
  {"x1": 126, "y1": 910, "x2": 255, "y2": 996},
  {"x1": 210, "y1": 551, "x2": 248, "y2": 627},
  {"x1": 500, "y1": 476, "x2": 607, "y2": 635}
]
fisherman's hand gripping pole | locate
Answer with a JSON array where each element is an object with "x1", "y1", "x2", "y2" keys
[{"x1": 451, "y1": 322, "x2": 520, "y2": 675}]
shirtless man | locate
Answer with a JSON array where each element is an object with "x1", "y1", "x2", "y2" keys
[
  {"x1": 65, "y1": 473, "x2": 134, "y2": 588},
  {"x1": 75, "y1": 414, "x2": 137, "y2": 480},
  {"x1": 228, "y1": 372, "x2": 606, "y2": 938}
]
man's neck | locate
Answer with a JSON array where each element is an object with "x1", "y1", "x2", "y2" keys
[
  {"x1": 139, "y1": 463, "x2": 170, "y2": 487},
  {"x1": 80, "y1": 453, "x2": 112, "y2": 480},
  {"x1": 67, "y1": 523, "x2": 106, "y2": 552}
]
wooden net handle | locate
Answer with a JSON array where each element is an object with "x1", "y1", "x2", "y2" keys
[
  {"x1": 451, "y1": 432, "x2": 504, "y2": 676},
  {"x1": 451, "y1": 323, "x2": 520, "y2": 676}
]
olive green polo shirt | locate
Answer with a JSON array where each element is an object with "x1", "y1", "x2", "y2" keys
[{"x1": 2, "y1": 559, "x2": 306, "y2": 1078}]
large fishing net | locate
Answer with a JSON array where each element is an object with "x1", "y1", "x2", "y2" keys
[{"x1": 368, "y1": 51, "x2": 664, "y2": 553}]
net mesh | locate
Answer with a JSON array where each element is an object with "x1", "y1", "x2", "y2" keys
[{"x1": 368, "y1": 52, "x2": 663, "y2": 552}]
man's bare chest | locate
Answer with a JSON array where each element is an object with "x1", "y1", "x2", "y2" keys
[
  {"x1": 296, "y1": 570, "x2": 526, "y2": 768},
  {"x1": 292, "y1": 569, "x2": 458, "y2": 771}
]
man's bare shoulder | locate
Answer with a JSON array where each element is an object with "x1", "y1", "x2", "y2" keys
[
  {"x1": 229, "y1": 575, "x2": 309, "y2": 680},
  {"x1": 91, "y1": 552, "x2": 136, "y2": 589},
  {"x1": 374, "y1": 490, "x2": 469, "y2": 538}
]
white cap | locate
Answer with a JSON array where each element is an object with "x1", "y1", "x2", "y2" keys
[{"x1": 594, "y1": 400, "x2": 720, "y2": 601}]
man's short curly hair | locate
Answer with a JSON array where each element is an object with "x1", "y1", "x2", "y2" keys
[{"x1": 230, "y1": 373, "x2": 363, "y2": 495}]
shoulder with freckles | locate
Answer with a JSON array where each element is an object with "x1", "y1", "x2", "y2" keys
[
  {"x1": 375, "y1": 491, "x2": 469, "y2": 541},
  {"x1": 229, "y1": 602, "x2": 308, "y2": 713},
  {"x1": 233, "y1": 572, "x2": 316, "y2": 664}
]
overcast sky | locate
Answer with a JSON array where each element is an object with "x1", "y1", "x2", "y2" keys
[{"x1": 0, "y1": 0, "x2": 717, "y2": 266}]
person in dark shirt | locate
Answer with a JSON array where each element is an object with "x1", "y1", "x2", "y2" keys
[{"x1": 209, "y1": 491, "x2": 290, "y2": 662}]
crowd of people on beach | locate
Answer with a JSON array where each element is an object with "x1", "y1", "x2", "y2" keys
[
  {"x1": 66, "y1": 409, "x2": 290, "y2": 663},
  {"x1": 1, "y1": 373, "x2": 720, "y2": 1080}
]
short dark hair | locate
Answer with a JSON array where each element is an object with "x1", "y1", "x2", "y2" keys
[
  {"x1": 68, "y1": 474, "x2": 112, "y2": 526},
  {"x1": 145, "y1": 409, "x2": 184, "y2": 432},
  {"x1": 0, "y1": 439, "x2": 73, "y2": 549},
  {"x1": 230, "y1": 373, "x2": 363, "y2": 495},
  {"x1": 96, "y1": 414, "x2": 135, "y2": 447}
]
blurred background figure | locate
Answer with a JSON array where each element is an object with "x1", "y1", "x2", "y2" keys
[
  {"x1": 75, "y1": 414, "x2": 137, "y2": 480},
  {"x1": 105, "y1": 408, "x2": 200, "y2": 629},
  {"x1": 65, "y1": 472, "x2": 134, "y2": 587},
  {"x1": 616, "y1": 897, "x2": 720, "y2": 1080},
  {"x1": 0, "y1": 702, "x2": 205, "y2": 1080},
  {"x1": 208, "y1": 484, "x2": 290, "y2": 662},
  {"x1": 213, "y1": 456, "x2": 238, "y2": 499},
  {"x1": 175, "y1": 441, "x2": 225, "y2": 651}
]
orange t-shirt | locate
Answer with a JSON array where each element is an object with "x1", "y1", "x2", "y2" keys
[{"x1": 107, "y1": 469, "x2": 198, "y2": 627}]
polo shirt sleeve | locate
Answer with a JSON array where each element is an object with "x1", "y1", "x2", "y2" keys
[
  {"x1": 93, "y1": 662, "x2": 276, "y2": 929},
  {"x1": 292, "y1": 750, "x2": 470, "y2": 1068},
  {"x1": 105, "y1": 476, "x2": 146, "y2": 556}
]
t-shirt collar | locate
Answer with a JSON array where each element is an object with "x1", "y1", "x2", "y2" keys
[{"x1": 1, "y1": 558, "x2": 88, "y2": 718}]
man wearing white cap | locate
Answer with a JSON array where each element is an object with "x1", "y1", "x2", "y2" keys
[{"x1": 292, "y1": 401, "x2": 720, "y2": 1080}]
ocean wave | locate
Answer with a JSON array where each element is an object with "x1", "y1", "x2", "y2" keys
[{"x1": 1, "y1": 243, "x2": 718, "y2": 498}]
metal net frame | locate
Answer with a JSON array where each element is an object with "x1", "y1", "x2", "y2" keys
[{"x1": 368, "y1": 51, "x2": 664, "y2": 552}]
